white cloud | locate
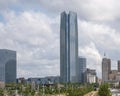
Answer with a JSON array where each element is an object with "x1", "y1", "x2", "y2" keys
[
  {"x1": 78, "y1": 19, "x2": 120, "y2": 77},
  {"x1": 0, "y1": 10, "x2": 60, "y2": 78},
  {"x1": 0, "y1": 0, "x2": 120, "y2": 78},
  {"x1": 78, "y1": 20, "x2": 120, "y2": 51},
  {"x1": 37, "y1": 0, "x2": 120, "y2": 21}
]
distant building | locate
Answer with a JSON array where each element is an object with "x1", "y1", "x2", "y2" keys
[
  {"x1": 60, "y1": 11, "x2": 78, "y2": 83},
  {"x1": 116, "y1": 72, "x2": 120, "y2": 81},
  {"x1": 78, "y1": 57, "x2": 86, "y2": 82},
  {"x1": 102, "y1": 58, "x2": 120, "y2": 85},
  {"x1": 118, "y1": 60, "x2": 120, "y2": 72},
  {"x1": 0, "y1": 49, "x2": 16, "y2": 83},
  {"x1": 27, "y1": 76, "x2": 60, "y2": 85},
  {"x1": 17, "y1": 77, "x2": 26, "y2": 83},
  {"x1": 84, "y1": 68, "x2": 96, "y2": 84},
  {"x1": 109, "y1": 70, "x2": 118, "y2": 80},
  {"x1": 0, "y1": 81, "x2": 5, "y2": 89},
  {"x1": 102, "y1": 58, "x2": 111, "y2": 82},
  {"x1": 97, "y1": 78, "x2": 102, "y2": 85}
]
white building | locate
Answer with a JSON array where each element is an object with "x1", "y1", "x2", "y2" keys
[{"x1": 84, "y1": 68, "x2": 96, "y2": 84}]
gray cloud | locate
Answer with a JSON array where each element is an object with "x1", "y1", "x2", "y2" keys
[{"x1": 36, "y1": 0, "x2": 120, "y2": 21}]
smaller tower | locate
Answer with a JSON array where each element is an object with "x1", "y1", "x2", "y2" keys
[
  {"x1": 78, "y1": 57, "x2": 86, "y2": 82},
  {"x1": 118, "y1": 60, "x2": 120, "y2": 72},
  {"x1": 102, "y1": 58, "x2": 111, "y2": 82}
]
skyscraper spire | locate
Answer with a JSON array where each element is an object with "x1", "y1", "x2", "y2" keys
[{"x1": 104, "y1": 52, "x2": 106, "y2": 58}]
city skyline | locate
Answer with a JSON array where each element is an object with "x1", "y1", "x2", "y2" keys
[{"x1": 0, "y1": 0, "x2": 120, "y2": 78}]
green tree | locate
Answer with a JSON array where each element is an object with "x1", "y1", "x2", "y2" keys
[
  {"x1": 0, "y1": 89, "x2": 4, "y2": 95},
  {"x1": 98, "y1": 83, "x2": 112, "y2": 96}
]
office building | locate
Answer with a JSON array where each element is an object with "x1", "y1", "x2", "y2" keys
[
  {"x1": 78, "y1": 57, "x2": 86, "y2": 82},
  {"x1": 102, "y1": 58, "x2": 111, "y2": 82},
  {"x1": 0, "y1": 49, "x2": 16, "y2": 83},
  {"x1": 60, "y1": 11, "x2": 78, "y2": 83}
]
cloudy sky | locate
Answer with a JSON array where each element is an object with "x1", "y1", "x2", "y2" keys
[{"x1": 0, "y1": 0, "x2": 120, "y2": 78}]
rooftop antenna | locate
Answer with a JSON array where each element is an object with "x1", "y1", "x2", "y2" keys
[{"x1": 104, "y1": 52, "x2": 106, "y2": 58}]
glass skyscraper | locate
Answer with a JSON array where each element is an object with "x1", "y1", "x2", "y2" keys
[
  {"x1": 78, "y1": 57, "x2": 86, "y2": 82},
  {"x1": 60, "y1": 11, "x2": 78, "y2": 83},
  {"x1": 0, "y1": 49, "x2": 16, "y2": 83}
]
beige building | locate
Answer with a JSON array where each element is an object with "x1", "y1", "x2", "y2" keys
[
  {"x1": 109, "y1": 70, "x2": 118, "y2": 80},
  {"x1": 0, "y1": 81, "x2": 5, "y2": 89},
  {"x1": 102, "y1": 58, "x2": 111, "y2": 82},
  {"x1": 116, "y1": 72, "x2": 120, "y2": 81}
]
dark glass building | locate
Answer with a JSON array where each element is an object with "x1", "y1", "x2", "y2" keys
[
  {"x1": 60, "y1": 11, "x2": 78, "y2": 83},
  {"x1": 0, "y1": 49, "x2": 16, "y2": 83},
  {"x1": 78, "y1": 57, "x2": 86, "y2": 82}
]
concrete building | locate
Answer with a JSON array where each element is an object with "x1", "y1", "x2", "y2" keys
[
  {"x1": 0, "y1": 81, "x2": 5, "y2": 89},
  {"x1": 116, "y1": 72, "x2": 120, "y2": 81},
  {"x1": 78, "y1": 57, "x2": 86, "y2": 82},
  {"x1": 102, "y1": 58, "x2": 111, "y2": 82},
  {"x1": 60, "y1": 11, "x2": 78, "y2": 83},
  {"x1": 0, "y1": 49, "x2": 16, "y2": 83},
  {"x1": 84, "y1": 68, "x2": 96, "y2": 84},
  {"x1": 109, "y1": 70, "x2": 118, "y2": 80}
]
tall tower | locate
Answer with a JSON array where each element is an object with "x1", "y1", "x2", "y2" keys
[
  {"x1": 60, "y1": 11, "x2": 78, "y2": 83},
  {"x1": 0, "y1": 49, "x2": 16, "y2": 83},
  {"x1": 102, "y1": 58, "x2": 111, "y2": 82}
]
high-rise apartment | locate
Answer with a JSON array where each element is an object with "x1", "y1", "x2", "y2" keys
[
  {"x1": 78, "y1": 57, "x2": 86, "y2": 82},
  {"x1": 102, "y1": 58, "x2": 111, "y2": 82},
  {"x1": 0, "y1": 49, "x2": 16, "y2": 83},
  {"x1": 60, "y1": 11, "x2": 78, "y2": 83}
]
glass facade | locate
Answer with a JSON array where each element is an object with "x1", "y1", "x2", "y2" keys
[
  {"x1": 60, "y1": 11, "x2": 78, "y2": 83},
  {"x1": 0, "y1": 49, "x2": 16, "y2": 83},
  {"x1": 78, "y1": 57, "x2": 86, "y2": 82}
]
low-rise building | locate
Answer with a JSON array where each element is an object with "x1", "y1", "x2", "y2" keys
[
  {"x1": 17, "y1": 77, "x2": 26, "y2": 83},
  {"x1": 116, "y1": 72, "x2": 120, "y2": 81},
  {"x1": 84, "y1": 68, "x2": 96, "y2": 84},
  {"x1": 27, "y1": 76, "x2": 60, "y2": 85},
  {"x1": 109, "y1": 70, "x2": 118, "y2": 80}
]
